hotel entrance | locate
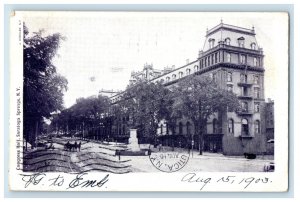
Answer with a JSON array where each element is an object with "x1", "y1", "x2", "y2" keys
[{"x1": 203, "y1": 134, "x2": 223, "y2": 153}]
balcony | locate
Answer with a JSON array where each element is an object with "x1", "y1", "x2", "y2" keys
[
  {"x1": 239, "y1": 133, "x2": 253, "y2": 139},
  {"x1": 201, "y1": 43, "x2": 263, "y2": 57},
  {"x1": 237, "y1": 109, "x2": 253, "y2": 116},
  {"x1": 238, "y1": 94, "x2": 253, "y2": 100},
  {"x1": 237, "y1": 82, "x2": 253, "y2": 87}
]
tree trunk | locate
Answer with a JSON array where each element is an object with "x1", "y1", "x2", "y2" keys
[
  {"x1": 35, "y1": 121, "x2": 39, "y2": 148},
  {"x1": 199, "y1": 132, "x2": 203, "y2": 155},
  {"x1": 198, "y1": 123, "x2": 205, "y2": 155},
  {"x1": 171, "y1": 124, "x2": 176, "y2": 151},
  {"x1": 194, "y1": 122, "x2": 203, "y2": 155}
]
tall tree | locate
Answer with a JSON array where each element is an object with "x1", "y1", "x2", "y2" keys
[
  {"x1": 174, "y1": 75, "x2": 240, "y2": 155},
  {"x1": 50, "y1": 95, "x2": 110, "y2": 139},
  {"x1": 120, "y1": 80, "x2": 172, "y2": 143},
  {"x1": 23, "y1": 24, "x2": 68, "y2": 148}
]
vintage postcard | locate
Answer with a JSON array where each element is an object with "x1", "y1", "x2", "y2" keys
[{"x1": 9, "y1": 11, "x2": 289, "y2": 191}]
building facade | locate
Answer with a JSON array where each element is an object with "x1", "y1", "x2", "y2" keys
[
  {"x1": 109, "y1": 22, "x2": 270, "y2": 155},
  {"x1": 264, "y1": 99, "x2": 274, "y2": 154}
]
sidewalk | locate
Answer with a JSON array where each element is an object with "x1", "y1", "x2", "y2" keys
[{"x1": 157, "y1": 146, "x2": 274, "y2": 161}]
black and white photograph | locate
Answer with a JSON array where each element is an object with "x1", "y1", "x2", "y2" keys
[{"x1": 8, "y1": 11, "x2": 289, "y2": 191}]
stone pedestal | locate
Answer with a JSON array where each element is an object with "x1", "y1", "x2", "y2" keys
[{"x1": 128, "y1": 129, "x2": 140, "y2": 151}]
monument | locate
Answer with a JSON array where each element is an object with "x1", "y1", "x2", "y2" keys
[{"x1": 128, "y1": 129, "x2": 140, "y2": 151}]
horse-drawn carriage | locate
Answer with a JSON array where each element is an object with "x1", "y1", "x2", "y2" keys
[{"x1": 64, "y1": 141, "x2": 81, "y2": 152}]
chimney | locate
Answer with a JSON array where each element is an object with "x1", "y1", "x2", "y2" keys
[
  {"x1": 172, "y1": 65, "x2": 175, "y2": 70},
  {"x1": 186, "y1": 59, "x2": 190, "y2": 64}
]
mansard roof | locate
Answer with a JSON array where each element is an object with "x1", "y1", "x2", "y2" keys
[{"x1": 203, "y1": 22, "x2": 259, "y2": 52}]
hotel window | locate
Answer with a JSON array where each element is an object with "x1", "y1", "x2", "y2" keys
[
  {"x1": 179, "y1": 122, "x2": 183, "y2": 134},
  {"x1": 255, "y1": 120, "x2": 261, "y2": 133},
  {"x1": 227, "y1": 72, "x2": 233, "y2": 82},
  {"x1": 254, "y1": 75, "x2": 259, "y2": 84},
  {"x1": 215, "y1": 53, "x2": 218, "y2": 63},
  {"x1": 186, "y1": 122, "x2": 191, "y2": 136},
  {"x1": 227, "y1": 53, "x2": 231, "y2": 62},
  {"x1": 254, "y1": 102, "x2": 260, "y2": 113},
  {"x1": 166, "y1": 77, "x2": 170, "y2": 82},
  {"x1": 242, "y1": 101, "x2": 248, "y2": 112},
  {"x1": 225, "y1": 38, "x2": 231, "y2": 45},
  {"x1": 166, "y1": 123, "x2": 169, "y2": 135},
  {"x1": 227, "y1": 85, "x2": 233, "y2": 92},
  {"x1": 251, "y1": 42, "x2": 256, "y2": 50},
  {"x1": 213, "y1": 119, "x2": 218, "y2": 133},
  {"x1": 205, "y1": 58, "x2": 207, "y2": 67},
  {"x1": 228, "y1": 119, "x2": 234, "y2": 133},
  {"x1": 253, "y1": 57, "x2": 258, "y2": 67},
  {"x1": 208, "y1": 56, "x2": 211, "y2": 66},
  {"x1": 240, "y1": 54, "x2": 246, "y2": 64},
  {"x1": 186, "y1": 68, "x2": 191, "y2": 75},
  {"x1": 213, "y1": 73, "x2": 217, "y2": 82},
  {"x1": 240, "y1": 74, "x2": 248, "y2": 83},
  {"x1": 212, "y1": 55, "x2": 214, "y2": 65},
  {"x1": 179, "y1": 71, "x2": 183, "y2": 78},
  {"x1": 254, "y1": 87, "x2": 260, "y2": 98},
  {"x1": 194, "y1": 65, "x2": 199, "y2": 72},
  {"x1": 241, "y1": 86, "x2": 248, "y2": 96},
  {"x1": 241, "y1": 118, "x2": 249, "y2": 136}
]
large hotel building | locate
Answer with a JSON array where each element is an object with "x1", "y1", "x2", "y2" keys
[{"x1": 109, "y1": 22, "x2": 271, "y2": 155}]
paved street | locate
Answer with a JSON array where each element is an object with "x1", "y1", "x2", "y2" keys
[{"x1": 23, "y1": 138, "x2": 273, "y2": 173}]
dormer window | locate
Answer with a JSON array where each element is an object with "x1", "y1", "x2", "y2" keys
[
  {"x1": 237, "y1": 37, "x2": 245, "y2": 48},
  {"x1": 172, "y1": 74, "x2": 176, "y2": 80},
  {"x1": 186, "y1": 68, "x2": 191, "y2": 75},
  {"x1": 179, "y1": 71, "x2": 183, "y2": 78},
  {"x1": 251, "y1": 42, "x2": 256, "y2": 50},
  {"x1": 209, "y1": 38, "x2": 215, "y2": 49},
  {"x1": 166, "y1": 77, "x2": 170, "y2": 82},
  {"x1": 225, "y1": 37, "x2": 231, "y2": 45}
]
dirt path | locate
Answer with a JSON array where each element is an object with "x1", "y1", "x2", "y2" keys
[{"x1": 23, "y1": 138, "x2": 132, "y2": 173}]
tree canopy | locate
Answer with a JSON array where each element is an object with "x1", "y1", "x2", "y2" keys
[
  {"x1": 118, "y1": 80, "x2": 173, "y2": 142},
  {"x1": 173, "y1": 75, "x2": 240, "y2": 154},
  {"x1": 23, "y1": 24, "x2": 68, "y2": 146}
]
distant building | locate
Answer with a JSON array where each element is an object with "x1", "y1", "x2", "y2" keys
[
  {"x1": 265, "y1": 99, "x2": 274, "y2": 140},
  {"x1": 99, "y1": 89, "x2": 121, "y2": 98},
  {"x1": 264, "y1": 99, "x2": 274, "y2": 154},
  {"x1": 129, "y1": 63, "x2": 174, "y2": 86}
]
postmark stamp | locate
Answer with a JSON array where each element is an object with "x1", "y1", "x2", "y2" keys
[{"x1": 149, "y1": 151, "x2": 190, "y2": 172}]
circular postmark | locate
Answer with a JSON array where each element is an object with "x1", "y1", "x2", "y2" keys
[{"x1": 149, "y1": 150, "x2": 190, "y2": 173}]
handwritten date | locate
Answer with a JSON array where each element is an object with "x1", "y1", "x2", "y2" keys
[{"x1": 181, "y1": 173, "x2": 272, "y2": 191}]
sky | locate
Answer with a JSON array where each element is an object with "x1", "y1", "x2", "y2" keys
[{"x1": 23, "y1": 12, "x2": 288, "y2": 108}]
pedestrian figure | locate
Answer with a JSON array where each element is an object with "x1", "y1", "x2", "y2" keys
[
  {"x1": 78, "y1": 141, "x2": 81, "y2": 151},
  {"x1": 74, "y1": 141, "x2": 78, "y2": 152}
]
